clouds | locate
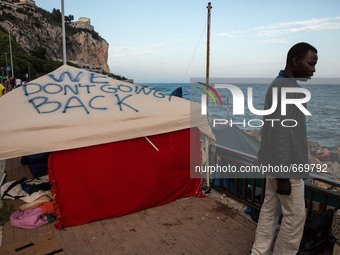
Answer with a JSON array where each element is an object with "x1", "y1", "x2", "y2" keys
[
  {"x1": 255, "y1": 17, "x2": 340, "y2": 37},
  {"x1": 108, "y1": 13, "x2": 340, "y2": 82},
  {"x1": 216, "y1": 30, "x2": 247, "y2": 38},
  {"x1": 109, "y1": 39, "x2": 184, "y2": 59},
  {"x1": 256, "y1": 39, "x2": 289, "y2": 45},
  {"x1": 216, "y1": 16, "x2": 340, "y2": 40},
  {"x1": 108, "y1": 39, "x2": 185, "y2": 81},
  {"x1": 109, "y1": 46, "x2": 150, "y2": 58},
  {"x1": 109, "y1": 42, "x2": 167, "y2": 58}
]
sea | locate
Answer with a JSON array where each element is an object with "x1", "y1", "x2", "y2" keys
[{"x1": 141, "y1": 83, "x2": 340, "y2": 148}]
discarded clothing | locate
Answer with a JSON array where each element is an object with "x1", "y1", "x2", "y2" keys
[
  {"x1": 28, "y1": 162, "x2": 48, "y2": 178},
  {"x1": 21, "y1": 153, "x2": 49, "y2": 178},
  {"x1": 10, "y1": 207, "x2": 48, "y2": 229},
  {"x1": 20, "y1": 193, "x2": 52, "y2": 210},
  {"x1": 20, "y1": 153, "x2": 49, "y2": 165},
  {"x1": 21, "y1": 175, "x2": 50, "y2": 195},
  {"x1": 39, "y1": 201, "x2": 55, "y2": 215},
  {"x1": 2, "y1": 176, "x2": 51, "y2": 201},
  {"x1": 1, "y1": 178, "x2": 28, "y2": 200},
  {"x1": 22, "y1": 181, "x2": 50, "y2": 194},
  {"x1": 20, "y1": 190, "x2": 52, "y2": 203}
]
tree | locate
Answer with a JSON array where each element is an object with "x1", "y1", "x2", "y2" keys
[
  {"x1": 30, "y1": 47, "x2": 47, "y2": 60},
  {"x1": 51, "y1": 8, "x2": 62, "y2": 23},
  {"x1": 65, "y1": 15, "x2": 74, "y2": 24}
]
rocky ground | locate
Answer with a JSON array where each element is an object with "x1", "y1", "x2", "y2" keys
[
  {"x1": 244, "y1": 129, "x2": 340, "y2": 191},
  {"x1": 308, "y1": 142, "x2": 340, "y2": 192}
]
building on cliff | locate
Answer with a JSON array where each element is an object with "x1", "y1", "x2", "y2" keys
[
  {"x1": 16, "y1": 0, "x2": 37, "y2": 13},
  {"x1": 70, "y1": 17, "x2": 94, "y2": 31},
  {"x1": 0, "y1": 0, "x2": 38, "y2": 17}
]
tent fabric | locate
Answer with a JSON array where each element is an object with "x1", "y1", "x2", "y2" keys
[
  {"x1": 213, "y1": 125, "x2": 260, "y2": 159},
  {"x1": 0, "y1": 64, "x2": 214, "y2": 160},
  {"x1": 49, "y1": 128, "x2": 203, "y2": 228}
]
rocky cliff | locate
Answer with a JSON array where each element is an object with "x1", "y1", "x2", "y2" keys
[{"x1": 0, "y1": 7, "x2": 110, "y2": 73}]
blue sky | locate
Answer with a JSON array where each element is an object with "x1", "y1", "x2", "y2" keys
[{"x1": 35, "y1": 0, "x2": 340, "y2": 83}]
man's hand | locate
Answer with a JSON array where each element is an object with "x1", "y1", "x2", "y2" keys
[{"x1": 276, "y1": 179, "x2": 291, "y2": 195}]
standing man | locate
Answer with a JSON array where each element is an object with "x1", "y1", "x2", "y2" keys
[{"x1": 251, "y1": 42, "x2": 318, "y2": 255}]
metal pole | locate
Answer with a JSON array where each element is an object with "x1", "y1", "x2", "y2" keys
[
  {"x1": 4, "y1": 53, "x2": 9, "y2": 77},
  {"x1": 8, "y1": 28, "x2": 14, "y2": 77},
  {"x1": 61, "y1": 0, "x2": 67, "y2": 64},
  {"x1": 205, "y1": 2, "x2": 212, "y2": 187},
  {"x1": 27, "y1": 62, "x2": 30, "y2": 82},
  {"x1": 206, "y1": 2, "x2": 212, "y2": 87}
]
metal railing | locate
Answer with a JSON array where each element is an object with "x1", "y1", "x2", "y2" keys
[{"x1": 211, "y1": 148, "x2": 340, "y2": 217}]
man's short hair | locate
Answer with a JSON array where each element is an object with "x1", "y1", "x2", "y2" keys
[{"x1": 287, "y1": 42, "x2": 317, "y2": 63}]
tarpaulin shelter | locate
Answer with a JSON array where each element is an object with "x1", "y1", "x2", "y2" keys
[
  {"x1": 212, "y1": 125, "x2": 261, "y2": 194},
  {"x1": 213, "y1": 125, "x2": 260, "y2": 166},
  {"x1": 0, "y1": 65, "x2": 214, "y2": 228}
]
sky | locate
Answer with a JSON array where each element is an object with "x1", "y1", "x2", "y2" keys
[{"x1": 34, "y1": 0, "x2": 340, "y2": 83}]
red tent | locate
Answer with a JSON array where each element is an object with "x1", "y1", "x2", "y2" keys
[
  {"x1": 0, "y1": 65, "x2": 214, "y2": 228},
  {"x1": 49, "y1": 128, "x2": 203, "y2": 228}
]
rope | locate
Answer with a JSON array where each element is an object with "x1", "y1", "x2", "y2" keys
[{"x1": 181, "y1": 22, "x2": 207, "y2": 83}]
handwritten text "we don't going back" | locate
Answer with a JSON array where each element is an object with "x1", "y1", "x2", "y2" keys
[{"x1": 23, "y1": 71, "x2": 172, "y2": 114}]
